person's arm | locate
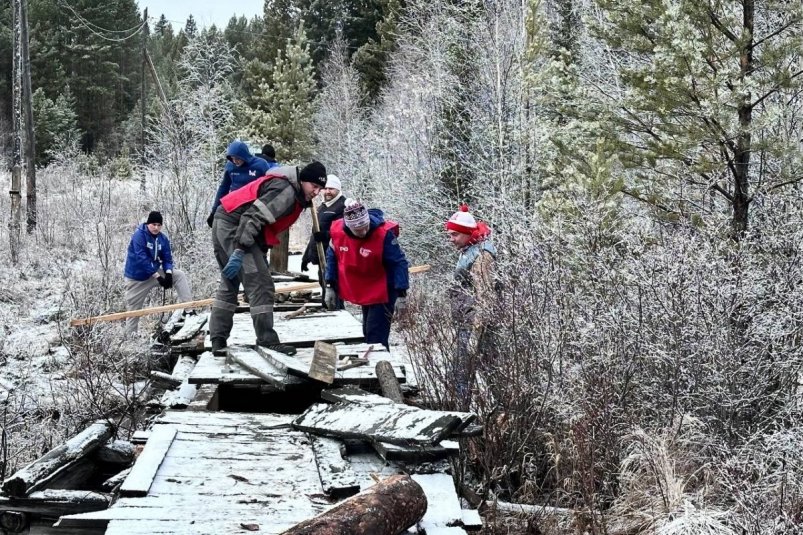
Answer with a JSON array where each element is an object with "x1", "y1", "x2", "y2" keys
[
  {"x1": 470, "y1": 251, "x2": 496, "y2": 327},
  {"x1": 324, "y1": 245, "x2": 338, "y2": 284},
  {"x1": 383, "y1": 232, "x2": 409, "y2": 294},
  {"x1": 210, "y1": 168, "x2": 232, "y2": 214},
  {"x1": 234, "y1": 179, "x2": 298, "y2": 249}
]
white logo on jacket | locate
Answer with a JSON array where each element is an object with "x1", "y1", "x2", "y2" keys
[
  {"x1": 339, "y1": 246, "x2": 349, "y2": 252},
  {"x1": 359, "y1": 247, "x2": 373, "y2": 257},
  {"x1": 249, "y1": 170, "x2": 257, "y2": 176}
]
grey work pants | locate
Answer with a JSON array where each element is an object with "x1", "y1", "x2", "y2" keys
[
  {"x1": 209, "y1": 217, "x2": 279, "y2": 347},
  {"x1": 124, "y1": 269, "x2": 192, "y2": 334}
]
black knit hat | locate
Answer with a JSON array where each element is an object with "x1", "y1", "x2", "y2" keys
[
  {"x1": 298, "y1": 162, "x2": 327, "y2": 188},
  {"x1": 261, "y1": 144, "x2": 276, "y2": 159},
  {"x1": 146, "y1": 211, "x2": 163, "y2": 225}
]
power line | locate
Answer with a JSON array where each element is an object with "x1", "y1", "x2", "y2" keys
[{"x1": 58, "y1": 0, "x2": 147, "y2": 42}]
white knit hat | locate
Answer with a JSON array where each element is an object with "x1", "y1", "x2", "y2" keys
[
  {"x1": 325, "y1": 174, "x2": 342, "y2": 190},
  {"x1": 445, "y1": 204, "x2": 477, "y2": 234}
]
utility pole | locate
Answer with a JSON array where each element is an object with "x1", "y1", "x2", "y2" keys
[
  {"x1": 140, "y1": 7, "x2": 147, "y2": 196},
  {"x1": 9, "y1": 0, "x2": 23, "y2": 263},
  {"x1": 21, "y1": 0, "x2": 36, "y2": 234}
]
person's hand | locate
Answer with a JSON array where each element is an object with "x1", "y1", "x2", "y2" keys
[
  {"x1": 206, "y1": 213, "x2": 215, "y2": 228},
  {"x1": 394, "y1": 296, "x2": 408, "y2": 316},
  {"x1": 324, "y1": 287, "x2": 338, "y2": 310},
  {"x1": 156, "y1": 275, "x2": 168, "y2": 288},
  {"x1": 222, "y1": 249, "x2": 245, "y2": 279},
  {"x1": 163, "y1": 272, "x2": 173, "y2": 289},
  {"x1": 313, "y1": 231, "x2": 327, "y2": 243}
]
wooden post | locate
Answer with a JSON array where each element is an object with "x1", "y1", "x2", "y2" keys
[
  {"x1": 376, "y1": 360, "x2": 403, "y2": 403},
  {"x1": 270, "y1": 230, "x2": 290, "y2": 273},
  {"x1": 309, "y1": 199, "x2": 327, "y2": 279},
  {"x1": 139, "y1": 8, "x2": 148, "y2": 197},
  {"x1": 9, "y1": 0, "x2": 23, "y2": 263},
  {"x1": 280, "y1": 474, "x2": 427, "y2": 535},
  {"x1": 20, "y1": 0, "x2": 36, "y2": 234}
]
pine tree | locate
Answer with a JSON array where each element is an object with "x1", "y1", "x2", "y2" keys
[
  {"x1": 32, "y1": 86, "x2": 80, "y2": 165},
  {"x1": 248, "y1": 22, "x2": 316, "y2": 161},
  {"x1": 184, "y1": 15, "x2": 198, "y2": 39}
]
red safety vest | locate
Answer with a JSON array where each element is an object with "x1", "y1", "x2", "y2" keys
[
  {"x1": 220, "y1": 173, "x2": 304, "y2": 246},
  {"x1": 329, "y1": 219, "x2": 399, "y2": 305}
]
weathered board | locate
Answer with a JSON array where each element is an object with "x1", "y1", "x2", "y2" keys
[
  {"x1": 309, "y1": 435, "x2": 361, "y2": 498},
  {"x1": 227, "y1": 346, "x2": 307, "y2": 390},
  {"x1": 187, "y1": 352, "x2": 267, "y2": 385},
  {"x1": 412, "y1": 473, "x2": 464, "y2": 531},
  {"x1": 57, "y1": 411, "x2": 330, "y2": 534},
  {"x1": 308, "y1": 341, "x2": 338, "y2": 384},
  {"x1": 293, "y1": 402, "x2": 464, "y2": 446},
  {"x1": 120, "y1": 425, "x2": 177, "y2": 497},
  {"x1": 170, "y1": 314, "x2": 208, "y2": 343},
  {"x1": 222, "y1": 309, "x2": 364, "y2": 347},
  {"x1": 373, "y1": 439, "x2": 459, "y2": 462}
]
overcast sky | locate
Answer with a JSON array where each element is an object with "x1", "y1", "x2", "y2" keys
[{"x1": 137, "y1": 0, "x2": 264, "y2": 30}]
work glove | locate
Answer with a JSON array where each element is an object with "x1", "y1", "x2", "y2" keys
[
  {"x1": 206, "y1": 213, "x2": 215, "y2": 228},
  {"x1": 163, "y1": 272, "x2": 173, "y2": 289},
  {"x1": 394, "y1": 296, "x2": 408, "y2": 316},
  {"x1": 301, "y1": 261, "x2": 309, "y2": 272},
  {"x1": 313, "y1": 231, "x2": 327, "y2": 243},
  {"x1": 156, "y1": 275, "x2": 169, "y2": 288},
  {"x1": 222, "y1": 249, "x2": 245, "y2": 279},
  {"x1": 324, "y1": 287, "x2": 338, "y2": 310}
]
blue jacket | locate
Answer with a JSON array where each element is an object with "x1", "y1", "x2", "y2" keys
[
  {"x1": 325, "y1": 208, "x2": 409, "y2": 295},
  {"x1": 124, "y1": 224, "x2": 174, "y2": 281},
  {"x1": 210, "y1": 141, "x2": 271, "y2": 214}
]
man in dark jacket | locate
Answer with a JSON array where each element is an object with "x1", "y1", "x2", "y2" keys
[
  {"x1": 301, "y1": 174, "x2": 346, "y2": 307},
  {"x1": 255, "y1": 144, "x2": 280, "y2": 170},
  {"x1": 324, "y1": 201, "x2": 409, "y2": 349},
  {"x1": 124, "y1": 211, "x2": 193, "y2": 334},
  {"x1": 209, "y1": 162, "x2": 327, "y2": 356},
  {"x1": 207, "y1": 141, "x2": 270, "y2": 228}
]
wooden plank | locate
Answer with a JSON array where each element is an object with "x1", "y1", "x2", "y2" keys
[
  {"x1": 293, "y1": 402, "x2": 463, "y2": 446},
  {"x1": 412, "y1": 473, "x2": 463, "y2": 531},
  {"x1": 186, "y1": 383, "x2": 218, "y2": 411},
  {"x1": 69, "y1": 282, "x2": 321, "y2": 326},
  {"x1": 188, "y1": 352, "x2": 266, "y2": 385},
  {"x1": 372, "y1": 439, "x2": 459, "y2": 462},
  {"x1": 228, "y1": 346, "x2": 307, "y2": 390},
  {"x1": 461, "y1": 509, "x2": 483, "y2": 531},
  {"x1": 169, "y1": 314, "x2": 207, "y2": 343},
  {"x1": 120, "y1": 425, "x2": 177, "y2": 497},
  {"x1": 255, "y1": 345, "x2": 309, "y2": 377},
  {"x1": 226, "y1": 310, "x2": 364, "y2": 347},
  {"x1": 309, "y1": 435, "x2": 361, "y2": 498},
  {"x1": 308, "y1": 341, "x2": 337, "y2": 384}
]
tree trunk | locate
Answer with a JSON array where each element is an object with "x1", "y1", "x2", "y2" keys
[
  {"x1": 270, "y1": 229, "x2": 290, "y2": 273},
  {"x1": 732, "y1": 0, "x2": 754, "y2": 239},
  {"x1": 20, "y1": 0, "x2": 36, "y2": 234},
  {"x1": 376, "y1": 360, "x2": 403, "y2": 403},
  {"x1": 281, "y1": 474, "x2": 427, "y2": 535},
  {"x1": 9, "y1": 0, "x2": 23, "y2": 263}
]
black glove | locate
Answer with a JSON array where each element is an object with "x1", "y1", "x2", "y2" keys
[
  {"x1": 206, "y1": 213, "x2": 215, "y2": 228},
  {"x1": 301, "y1": 261, "x2": 309, "y2": 272},
  {"x1": 313, "y1": 231, "x2": 327, "y2": 243},
  {"x1": 156, "y1": 275, "x2": 168, "y2": 288},
  {"x1": 163, "y1": 272, "x2": 173, "y2": 289}
]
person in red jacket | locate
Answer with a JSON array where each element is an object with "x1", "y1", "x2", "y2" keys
[
  {"x1": 209, "y1": 162, "x2": 327, "y2": 356},
  {"x1": 324, "y1": 200, "x2": 409, "y2": 350}
]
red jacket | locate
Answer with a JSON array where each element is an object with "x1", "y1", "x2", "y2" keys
[
  {"x1": 329, "y1": 219, "x2": 399, "y2": 305},
  {"x1": 220, "y1": 173, "x2": 303, "y2": 246}
]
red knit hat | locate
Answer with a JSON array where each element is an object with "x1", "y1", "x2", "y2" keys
[{"x1": 445, "y1": 204, "x2": 477, "y2": 235}]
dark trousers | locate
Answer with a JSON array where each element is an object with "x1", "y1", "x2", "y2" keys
[
  {"x1": 209, "y1": 218, "x2": 280, "y2": 347},
  {"x1": 362, "y1": 301, "x2": 394, "y2": 350}
]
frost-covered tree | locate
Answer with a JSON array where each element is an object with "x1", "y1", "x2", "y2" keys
[
  {"x1": 31, "y1": 87, "x2": 80, "y2": 166},
  {"x1": 248, "y1": 22, "x2": 316, "y2": 161}
]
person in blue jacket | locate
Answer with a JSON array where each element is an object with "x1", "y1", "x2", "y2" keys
[
  {"x1": 207, "y1": 141, "x2": 270, "y2": 228},
  {"x1": 255, "y1": 144, "x2": 280, "y2": 170},
  {"x1": 124, "y1": 211, "x2": 193, "y2": 334}
]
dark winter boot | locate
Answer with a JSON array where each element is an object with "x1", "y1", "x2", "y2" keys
[
  {"x1": 264, "y1": 343, "x2": 297, "y2": 356},
  {"x1": 211, "y1": 338, "x2": 227, "y2": 356}
]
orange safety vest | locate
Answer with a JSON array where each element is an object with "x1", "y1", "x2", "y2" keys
[
  {"x1": 220, "y1": 173, "x2": 304, "y2": 246},
  {"x1": 329, "y1": 219, "x2": 399, "y2": 305}
]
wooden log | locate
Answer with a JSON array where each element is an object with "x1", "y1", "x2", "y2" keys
[
  {"x1": 2, "y1": 421, "x2": 113, "y2": 497},
  {"x1": 376, "y1": 360, "x2": 403, "y2": 403},
  {"x1": 93, "y1": 440, "x2": 135, "y2": 465},
  {"x1": 100, "y1": 468, "x2": 131, "y2": 492},
  {"x1": 280, "y1": 474, "x2": 426, "y2": 535},
  {"x1": 159, "y1": 355, "x2": 199, "y2": 409},
  {"x1": 0, "y1": 489, "x2": 111, "y2": 516},
  {"x1": 149, "y1": 371, "x2": 181, "y2": 389}
]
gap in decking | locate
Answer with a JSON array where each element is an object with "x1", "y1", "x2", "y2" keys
[{"x1": 216, "y1": 384, "x2": 325, "y2": 413}]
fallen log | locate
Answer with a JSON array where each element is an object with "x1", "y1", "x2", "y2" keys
[
  {"x1": 93, "y1": 440, "x2": 135, "y2": 465},
  {"x1": 149, "y1": 371, "x2": 181, "y2": 389},
  {"x1": 70, "y1": 265, "x2": 431, "y2": 326},
  {"x1": 0, "y1": 489, "x2": 111, "y2": 516},
  {"x1": 2, "y1": 421, "x2": 113, "y2": 497},
  {"x1": 280, "y1": 474, "x2": 426, "y2": 535}
]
